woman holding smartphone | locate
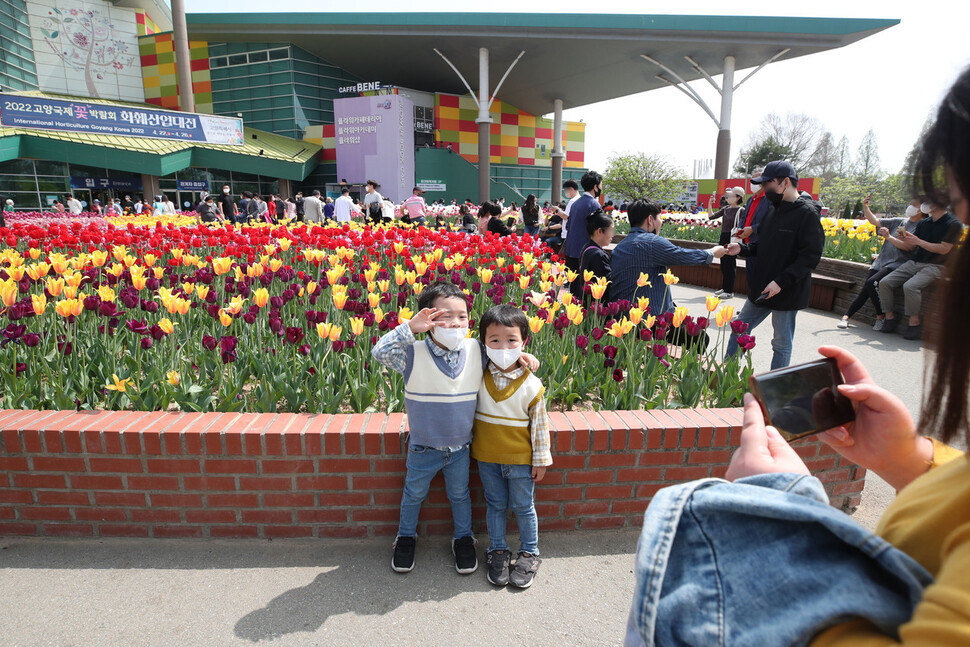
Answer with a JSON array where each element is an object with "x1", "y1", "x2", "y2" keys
[{"x1": 706, "y1": 187, "x2": 745, "y2": 298}]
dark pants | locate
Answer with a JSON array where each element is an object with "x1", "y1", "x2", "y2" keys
[
  {"x1": 845, "y1": 266, "x2": 895, "y2": 318},
  {"x1": 718, "y1": 231, "x2": 736, "y2": 293}
]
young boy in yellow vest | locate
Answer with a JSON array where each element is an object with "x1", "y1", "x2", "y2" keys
[
  {"x1": 472, "y1": 304, "x2": 552, "y2": 588},
  {"x1": 372, "y1": 282, "x2": 538, "y2": 575}
]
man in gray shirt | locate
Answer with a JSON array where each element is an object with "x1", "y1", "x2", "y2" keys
[{"x1": 303, "y1": 190, "x2": 325, "y2": 223}]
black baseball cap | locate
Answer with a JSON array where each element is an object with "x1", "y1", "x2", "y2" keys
[{"x1": 751, "y1": 160, "x2": 798, "y2": 185}]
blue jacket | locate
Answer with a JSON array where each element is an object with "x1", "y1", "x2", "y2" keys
[
  {"x1": 563, "y1": 193, "x2": 601, "y2": 258},
  {"x1": 625, "y1": 473, "x2": 932, "y2": 647}
]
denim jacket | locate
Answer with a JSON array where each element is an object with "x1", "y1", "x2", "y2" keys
[{"x1": 625, "y1": 473, "x2": 933, "y2": 647}]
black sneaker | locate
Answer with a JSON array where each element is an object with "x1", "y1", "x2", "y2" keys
[
  {"x1": 485, "y1": 549, "x2": 511, "y2": 586},
  {"x1": 452, "y1": 536, "x2": 478, "y2": 574},
  {"x1": 509, "y1": 551, "x2": 541, "y2": 588},
  {"x1": 392, "y1": 536, "x2": 416, "y2": 573},
  {"x1": 903, "y1": 324, "x2": 921, "y2": 341},
  {"x1": 881, "y1": 317, "x2": 899, "y2": 334}
]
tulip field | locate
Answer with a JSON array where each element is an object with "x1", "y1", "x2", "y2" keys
[{"x1": 0, "y1": 212, "x2": 755, "y2": 413}]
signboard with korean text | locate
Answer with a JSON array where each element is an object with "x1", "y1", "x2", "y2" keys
[
  {"x1": 334, "y1": 95, "x2": 415, "y2": 203},
  {"x1": 0, "y1": 94, "x2": 244, "y2": 146},
  {"x1": 416, "y1": 180, "x2": 446, "y2": 192},
  {"x1": 177, "y1": 180, "x2": 210, "y2": 191},
  {"x1": 676, "y1": 182, "x2": 699, "y2": 203},
  {"x1": 70, "y1": 176, "x2": 142, "y2": 191}
]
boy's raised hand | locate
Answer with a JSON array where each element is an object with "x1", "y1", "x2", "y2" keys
[
  {"x1": 519, "y1": 352, "x2": 540, "y2": 372},
  {"x1": 408, "y1": 307, "x2": 442, "y2": 334}
]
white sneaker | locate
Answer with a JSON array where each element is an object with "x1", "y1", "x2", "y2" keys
[
  {"x1": 873, "y1": 319, "x2": 885, "y2": 331},
  {"x1": 713, "y1": 289, "x2": 725, "y2": 297},
  {"x1": 837, "y1": 319, "x2": 849, "y2": 329},
  {"x1": 720, "y1": 292, "x2": 734, "y2": 299}
]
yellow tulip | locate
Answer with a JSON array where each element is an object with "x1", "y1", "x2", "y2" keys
[
  {"x1": 414, "y1": 260, "x2": 429, "y2": 277},
  {"x1": 246, "y1": 262, "x2": 264, "y2": 278},
  {"x1": 48, "y1": 253, "x2": 69, "y2": 275},
  {"x1": 715, "y1": 304, "x2": 736, "y2": 328},
  {"x1": 153, "y1": 267, "x2": 165, "y2": 280},
  {"x1": 706, "y1": 295, "x2": 721, "y2": 312},
  {"x1": 368, "y1": 292, "x2": 381, "y2": 308},
  {"x1": 518, "y1": 274, "x2": 531, "y2": 290},
  {"x1": 63, "y1": 285, "x2": 78, "y2": 300},
  {"x1": 26, "y1": 262, "x2": 51, "y2": 281},
  {"x1": 529, "y1": 291, "x2": 550, "y2": 309},
  {"x1": 644, "y1": 314, "x2": 657, "y2": 329},
  {"x1": 553, "y1": 273, "x2": 565, "y2": 287},
  {"x1": 363, "y1": 266, "x2": 378, "y2": 283},
  {"x1": 560, "y1": 292, "x2": 574, "y2": 306},
  {"x1": 398, "y1": 307, "x2": 414, "y2": 322},
  {"x1": 590, "y1": 277, "x2": 610, "y2": 301},
  {"x1": 46, "y1": 277, "x2": 64, "y2": 296},
  {"x1": 452, "y1": 252, "x2": 466, "y2": 267},
  {"x1": 663, "y1": 270, "x2": 680, "y2": 286},
  {"x1": 528, "y1": 315, "x2": 545, "y2": 334},
  {"x1": 166, "y1": 371, "x2": 180, "y2": 386},
  {"x1": 143, "y1": 253, "x2": 157, "y2": 267},
  {"x1": 373, "y1": 307, "x2": 385, "y2": 324},
  {"x1": 105, "y1": 374, "x2": 134, "y2": 393},
  {"x1": 565, "y1": 269, "x2": 579, "y2": 283},
  {"x1": 31, "y1": 294, "x2": 47, "y2": 316},
  {"x1": 326, "y1": 266, "x2": 345, "y2": 285},
  {"x1": 195, "y1": 285, "x2": 210, "y2": 300},
  {"x1": 544, "y1": 308, "x2": 555, "y2": 324},
  {"x1": 226, "y1": 296, "x2": 246, "y2": 316},
  {"x1": 0, "y1": 281, "x2": 17, "y2": 307},
  {"x1": 158, "y1": 318, "x2": 175, "y2": 335},
  {"x1": 219, "y1": 309, "x2": 233, "y2": 327},
  {"x1": 2, "y1": 265, "x2": 22, "y2": 282},
  {"x1": 333, "y1": 292, "x2": 348, "y2": 310},
  {"x1": 478, "y1": 268, "x2": 493, "y2": 284},
  {"x1": 170, "y1": 248, "x2": 184, "y2": 261},
  {"x1": 253, "y1": 288, "x2": 269, "y2": 308},
  {"x1": 106, "y1": 263, "x2": 124, "y2": 278},
  {"x1": 123, "y1": 254, "x2": 137, "y2": 268},
  {"x1": 570, "y1": 311, "x2": 584, "y2": 326},
  {"x1": 413, "y1": 283, "x2": 425, "y2": 295},
  {"x1": 182, "y1": 282, "x2": 195, "y2": 296},
  {"x1": 583, "y1": 269, "x2": 595, "y2": 282},
  {"x1": 212, "y1": 257, "x2": 233, "y2": 275},
  {"x1": 405, "y1": 270, "x2": 418, "y2": 286},
  {"x1": 565, "y1": 302, "x2": 583, "y2": 323},
  {"x1": 444, "y1": 257, "x2": 455, "y2": 271},
  {"x1": 54, "y1": 298, "x2": 84, "y2": 318},
  {"x1": 350, "y1": 317, "x2": 365, "y2": 336},
  {"x1": 637, "y1": 272, "x2": 651, "y2": 287},
  {"x1": 269, "y1": 258, "x2": 283, "y2": 272},
  {"x1": 279, "y1": 238, "x2": 291, "y2": 251},
  {"x1": 629, "y1": 307, "x2": 644, "y2": 325},
  {"x1": 672, "y1": 305, "x2": 689, "y2": 328},
  {"x1": 521, "y1": 252, "x2": 535, "y2": 268},
  {"x1": 112, "y1": 245, "x2": 128, "y2": 262},
  {"x1": 637, "y1": 296, "x2": 650, "y2": 311},
  {"x1": 97, "y1": 286, "x2": 117, "y2": 303},
  {"x1": 28, "y1": 248, "x2": 41, "y2": 260},
  {"x1": 305, "y1": 281, "x2": 318, "y2": 296}
]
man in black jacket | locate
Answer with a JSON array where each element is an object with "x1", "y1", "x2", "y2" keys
[{"x1": 725, "y1": 161, "x2": 824, "y2": 369}]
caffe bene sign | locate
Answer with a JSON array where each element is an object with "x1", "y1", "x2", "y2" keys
[{"x1": 339, "y1": 81, "x2": 388, "y2": 94}]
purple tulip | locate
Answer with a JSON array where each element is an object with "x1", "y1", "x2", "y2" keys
[
  {"x1": 202, "y1": 334, "x2": 218, "y2": 351},
  {"x1": 141, "y1": 337, "x2": 153, "y2": 349},
  {"x1": 652, "y1": 344, "x2": 668, "y2": 359},
  {"x1": 149, "y1": 325, "x2": 166, "y2": 340},
  {"x1": 603, "y1": 345, "x2": 618, "y2": 360},
  {"x1": 284, "y1": 326, "x2": 304, "y2": 345},
  {"x1": 125, "y1": 319, "x2": 148, "y2": 335},
  {"x1": 219, "y1": 335, "x2": 238, "y2": 364},
  {"x1": 99, "y1": 302, "x2": 121, "y2": 318},
  {"x1": 737, "y1": 334, "x2": 757, "y2": 351},
  {"x1": 23, "y1": 332, "x2": 41, "y2": 347},
  {"x1": 730, "y1": 320, "x2": 750, "y2": 335},
  {"x1": 575, "y1": 335, "x2": 588, "y2": 351}
]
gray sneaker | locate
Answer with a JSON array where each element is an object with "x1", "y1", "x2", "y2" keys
[
  {"x1": 486, "y1": 549, "x2": 511, "y2": 586},
  {"x1": 509, "y1": 551, "x2": 541, "y2": 589},
  {"x1": 873, "y1": 319, "x2": 885, "y2": 331}
]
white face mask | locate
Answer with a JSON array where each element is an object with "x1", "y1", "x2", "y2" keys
[
  {"x1": 432, "y1": 326, "x2": 467, "y2": 351},
  {"x1": 920, "y1": 202, "x2": 933, "y2": 214},
  {"x1": 223, "y1": 189, "x2": 230, "y2": 194},
  {"x1": 905, "y1": 205, "x2": 919, "y2": 218},
  {"x1": 486, "y1": 345, "x2": 522, "y2": 370}
]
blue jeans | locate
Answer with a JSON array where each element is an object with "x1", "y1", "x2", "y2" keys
[
  {"x1": 477, "y1": 461, "x2": 539, "y2": 555},
  {"x1": 524, "y1": 223, "x2": 540, "y2": 236},
  {"x1": 398, "y1": 443, "x2": 472, "y2": 540},
  {"x1": 724, "y1": 300, "x2": 798, "y2": 370}
]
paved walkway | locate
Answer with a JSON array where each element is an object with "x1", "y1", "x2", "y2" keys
[{"x1": 0, "y1": 284, "x2": 929, "y2": 647}]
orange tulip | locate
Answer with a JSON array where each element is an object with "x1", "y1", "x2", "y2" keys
[
  {"x1": 672, "y1": 305, "x2": 689, "y2": 328},
  {"x1": 528, "y1": 315, "x2": 544, "y2": 334},
  {"x1": 253, "y1": 288, "x2": 269, "y2": 308},
  {"x1": 211, "y1": 257, "x2": 233, "y2": 275},
  {"x1": 45, "y1": 277, "x2": 64, "y2": 297},
  {"x1": 350, "y1": 317, "x2": 365, "y2": 337},
  {"x1": 706, "y1": 295, "x2": 721, "y2": 312},
  {"x1": 662, "y1": 270, "x2": 680, "y2": 286},
  {"x1": 31, "y1": 294, "x2": 47, "y2": 316},
  {"x1": 637, "y1": 272, "x2": 651, "y2": 288},
  {"x1": 219, "y1": 309, "x2": 233, "y2": 327},
  {"x1": 0, "y1": 281, "x2": 17, "y2": 307},
  {"x1": 55, "y1": 298, "x2": 84, "y2": 318}
]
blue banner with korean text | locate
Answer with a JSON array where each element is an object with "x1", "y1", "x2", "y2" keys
[{"x1": 0, "y1": 94, "x2": 244, "y2": 146}]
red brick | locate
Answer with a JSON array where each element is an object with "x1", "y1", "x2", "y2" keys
[
  {"x1": 580, "y1": 516, "x2": 627, "y2": 529},
  {"x1": 612, "y1": 499, "x2": 651, "y2": 515},
  {"x1": 539, "y1": 519, "x2": 579, "y2": 531},
  {"x1": 534, "y1": 503, "x2": 561, "y2": 517},
  {"x1": 638, "y1": 451, "x2": 685, "y2": 466},
  {"x1": 13, "y1": 474, "x2": 66, "y2": 489},
  {"x1": 831, "y1": 481, "x2": 865, "y2": 495},
  {"x1": 665, "y1": 466, "x2": 712, "y2": 481},
  {"x1": 75, "y1": 508, "x2": 127, "y2": 522},
  {"x1": 21, "y1": 506, "x2": 72, "y2": 520},
  {"x1": 262, "y1": 459, "x2": 315, "y2": 474},
  {"x1": 318, "y1": 526, "x2": 368, "y2": 538},
  {"x1": 210, "y1": 525, "x2": 258, "y2": 538},
  {"x1": 100, "y1": 524, "x2": 150, "y2": 537},
  {"x1": 88, "y1": 458, "x2": 143, "y2": 473},
  {"x1": 564, "y1": 501, "x2": 610, "y2": 516},
  {"x1": 94, "y1": 491, "x2": 146, "y2": 507},
  {"x1": 597, "y1": 409, "x2": 628, "y2": 432},
  {"x1": 208, "y1": 493, "x2": 259, "y2": 507},
  {"x1": 186, "y1": 509, "x2": 237, "y2": 523},
  {"x1": 372, "y1": 458, "x2": 406, "y2": 472},
  {"x1": 1, "y1": 429, "x2": 22, "y2": 453},
  {"x1": 0, "y1": 457, "x2": 28, "y2": 471},
  {"x1": 37, "y1": 491, "x2": 89, "y2": 506},
  {"x1": 611, "y1": 428, "x2": 627, "y2": 450},
  {"x1": 816, "y1": 468, "x2": 852, "y2": 484},
  {"x1": 295, "y1": 476, "x2": 348, "y2": 490},
  {"x1": 352, "y1": 475, "x2": 404, "y2": 489},
  {"x1": 34, "y1": 410, "x2": 78, "y2": 433},
  {"x1": 145, "y1": 458, "x2": 201, "y2": 474},
  {"x1": 154, "y1": 525, "x2": 203, "y2": 538},
  {"x1": 553, "y1": 428, "x2": 571, "y2": 452},
  {"x1": 151, "y1": 493, "x2": 203, "y2": 507},
  {"x1": 621, "y1": 410, "x2": 650, "y2": 432},
  {"x1": 591, "y1": 428, "x2": 609, "y2": 451},
  {"x1": 318, "y1": 458, "x2": 372, "y2": 472},
  {"x1": 534, "y1": 486, "x2": 583, "y2": 501},
  {"x1": 589, "y1": 454, "x2": 636, "y2": 467},
  {"x1": 0, "y1": 507, "x2": 15, "y2": 520},
  {"x1": 0, "y1": 490, "x2": 33, "y2": 504},
  {"x1": 792, "y1": 443, "x2": 821, "y2": 459},
  {"x1": 204, "y1": 459, "x2": 258, "y2": 474},
  {"x1": 616, "y1": 467, "x2": 663, "y2": 482},
  {"x1": 565, "y1": 470, "x2": 614, "y2": 484},
  {"x1": 564, "y1": 411, "x2": 592, "y2": 434},
  {"x1": 0, "y1": 522, "x2": 37, "y2": 535},
  {"x1": 103, "y1": 430, "x2": 125, "y2": 453},
  {"x1": 264, "y1": 525, "x2": 313, "y2": 538},
  {"x1": 586, "y1": 485, "x2": 634, "y2": 499},
  {"x1": 351, "y1": 508, "x2": 400, "y2": 522},
  {"x1": 71, "y1": 475, "x2": 124, "y2": 490},
  {"x1": 142, "y1": 430, "x2": 162, "y2": 455},
  {"x1": 319, "y1": 492, "x2": 370, "y2": 506},
  {"x1": 241, "y1": 510, "x2": 292, "y2": 524},
  {"x1": 43, "y1": 429, "x2": 63, "y2": 453},
  {"x1": 635, "y1": 483, "x2": 665, "y2": 498},
  {"x1": 44, "y1": 523, "x2": 94, "y2": 537},
  {"x1": 127, "y1": 476, "x2": 179, "y2": 490},
  {"x1": 711, "y1": 465, "x2": 729, "y2": 479},
  {"x1": 183, "y1": 476, "x2": 236, "y2": 491},
  {"x1": 344, "y1": 414, "x2": 367, "y2": 454},
  {"x1": 238, "y1": 476, "x2": 291, "y2": 491},
  {"x1": 131, "y1": 509, "x2": 181, "y2": 523},
  {"x1": 681, "y1": 408, "x2": 716, "y2": 436},
  {"x1": 384, "y1": 413, "x2": 406, "y2": 455},
  {"x1": 804, "y1": 457, "x2": 838, "y2": 472},
  {"x1": 32, "y1": 456, "x2": 86, "y2": 472},
  {"x1": 263, "y1": 493, "x2": 314, "y2": 507},
  {"x1": 297, "y1": 509, "x2": 350, "y2": 523},
  {"x1": 123, "y1": 431, "x2": 142, "y2": 455},
  {"x1": 687, "y1": 450, "x2": 733, "y2": 464},
  {"x1": 537, "y1": 471, "x2": 563, "y2": 485}
]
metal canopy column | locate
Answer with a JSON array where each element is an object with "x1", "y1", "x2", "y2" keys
[
  {"x1": 641, "y1": 48, "x2": 789, "y2": 179},
  {"x1": 550, "y1": 99, "x2": 564, "y2": 204},
  {"x1": 433, "y1": 47, "x2": 525, "y2": 204},
  {"x1": 171, "y1": 0, "x2": 195, "y2": 113}
]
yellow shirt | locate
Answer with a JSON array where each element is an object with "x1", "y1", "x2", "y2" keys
[{"x1": 812, "y1": 440, "x2": 970, "y2": 646}]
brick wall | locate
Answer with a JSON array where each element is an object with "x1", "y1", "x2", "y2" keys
[{"x1": 0, "y1": 409, "x2": 866, "y2": 539}]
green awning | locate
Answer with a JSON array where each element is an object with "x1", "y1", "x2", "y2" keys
[{"x1": 0, "y1": 92, "x2": 321, "y2": 180}]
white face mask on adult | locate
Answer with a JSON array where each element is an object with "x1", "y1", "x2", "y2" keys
[
  {"x1": 223, "y1": 189, "x2": 230, "y2": 194},
  {"x1": 905, "y1": 205, "x2": 920, "y2": 218},
  {"x1": 486, "y1": 345, "x2": 522, "y2": 370},
  {"x1": 920, "y1": 202, "x2": 933, "y2": 214},
  {"x1": 432, "y1": 326, "x2": 467, "y2": 351}
]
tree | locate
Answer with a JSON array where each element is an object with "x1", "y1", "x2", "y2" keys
[
  {"x1": 819, "y1": 176, "x2": 863, "y2": 217},
  {"x1": 732, "y1": 137, "x2": 793, "y2": 176},
  {"x1": 602, "y1": 153, "x2": 688, "y2": 203},
  {"x1": 834, "y1": 136, "x2": 854, "y2": 178},
  {"x1": 806, "y1": 131, "x2": 837, "y2": 182},
  {"x1": 856, "y1": 129, "x2": 882, "y2": 183},
  {"x1": 759, "y1": 113, "x2": 825, "y2": 174}
]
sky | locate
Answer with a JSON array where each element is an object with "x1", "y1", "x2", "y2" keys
[{"x1": 185, "y1": 0, "x2": 970, "y2": 178}]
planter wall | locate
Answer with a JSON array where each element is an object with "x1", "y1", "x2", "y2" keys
[{"x1": 0, "y1": 409, "x2": 865, "y2": 539}]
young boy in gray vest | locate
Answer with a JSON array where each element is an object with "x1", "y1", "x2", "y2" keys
[
  {"x1": 372, "y1": 282, "x2": 538, "y2": 575},
  {"x1": 472, "y1": 304, "x2": 552, "y2": 589}
]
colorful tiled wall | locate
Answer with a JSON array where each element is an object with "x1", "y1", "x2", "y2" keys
[
  {"x1": 138, "y1": 33, "x2": 213, "y2": 113},
  {"x1": 302, "y1": 124, "x2": 336, "y2": 163},
  {"x1": 135, "y1": 10, "x2": 159, "y2": 36},
  {"x1": 434, "y1": 93, "x2": 585, "y2": 168}
]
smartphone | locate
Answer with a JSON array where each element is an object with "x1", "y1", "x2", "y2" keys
[{"x1": 748, "y1": 358, "x2": 856, "y2": 442}]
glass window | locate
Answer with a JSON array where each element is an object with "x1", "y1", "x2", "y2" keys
[
  {"x1": 36, "y1": 178, "x2": 69, "y2": 192},
  {"x1": 269, "y1": 48, "x2": 288, "y2": 60},
  {"x1": 227, "y1": 54, "x2": 247, "y2": 66},
  {"x1": 0, "y1": 177, "x2": 36, "y2": 192},
  {"x1": 0, "y1": 159, "x2": 34, "y2": 175},
  {"x1": 248, "y1": 50, "x2": 267, "y2": 63},
  {"x1": 211, "y1": 56, "x2": 227, "y2": 68},
  {"x1": 7, "y1": 192, "x2": 41, "y2": 210},
  {"x1": 31, "y1": 160, "x2": 67, "y2": 176}
]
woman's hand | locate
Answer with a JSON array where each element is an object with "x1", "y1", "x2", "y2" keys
[
  {"x1": 815, "y1": 346, "x2": 933, "y2": 491},
  {"x1": 725, "y1": 393, "x2": 810, "y2": 481}
]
